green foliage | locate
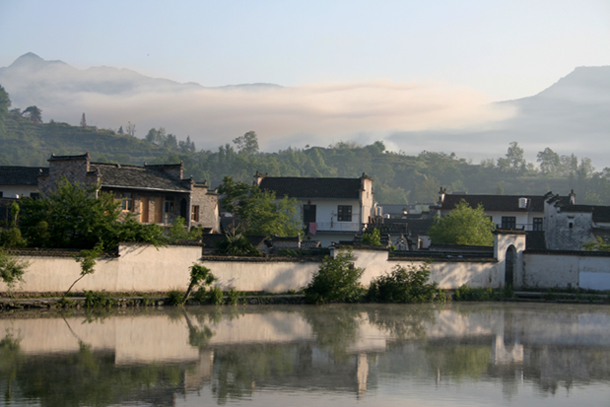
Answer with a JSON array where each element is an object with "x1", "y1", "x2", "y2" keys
[
  {"x1": 0, "y1": 247, "x2": 28, "y2": 290},
  {"x1": 0, "y1": 227, "x2": 26, "y2": 248},
  {"x1": 207, "y1": 286, "x2": 225, "y2": 305},
  {"x1": 166, "y1": 290, "x2": 185, "y2": 306},
  {"x1": 304, "y1": 250, "x2": 364, "y2": 304},
  {"x1": 428, "y1": 199, "x2": 495, "y2": 246},
  {"x1": 215, "y1": 233, "x2": 263, "y2": 256},
  {"x1": 226, "y1": 288, "x2": 242, "y2": 305},
  {"x1": 583, "y1": 236, "x2": 610, "y2": 252},
  {"x1": 217, "y1": 176, "x2": 301, "y2": 237},
  {"x1": 63, "y1": 243, "x2": 104, "y2": 299},
  {"x1": 366, "y1": 262, "x2": 441, "y2": 303},
  {"x1": 84, "y1": 290, "x2": 116, "y2": 308},
  {"x1": 278, "y1": 248, "x2": 301, "y2": 257},
  {"x1": 454, "y1": 285, "x2": 497, "y2": 301},
  {"x1": 361, "y1": 228, "x2": 382, "y2": 246},
  {"x1": 183, "y1": 264, "x2": 216, "y2": 304},
  {"x1": 20, "y1": 178, "x2": 165, "y2": 251}
]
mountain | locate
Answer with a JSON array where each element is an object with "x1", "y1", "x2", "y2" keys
[{"x1": 387, "y1": 66, "x2": 610, "y2": 168}]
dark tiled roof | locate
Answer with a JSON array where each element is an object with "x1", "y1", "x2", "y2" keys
[
  {"x1": 439, "y1": 194, "x2": 546, "y2": 212},
  {"x1": 0, "y1": 166, "x2": 47, "y2": 185},
  {"x1": 407, "y1": 218, "x2": 434, "y2": 236},
  {"x1": 92, "y1": 163, "x2": 189, "y2": 192},
  {"x1": 259, "y1": 177, "x2": 363, "y2": 199},
  {"x1": 559, "y1": 205, "x2": 610, "y2": 223},
  {"x1": 201, "y1": 234, "x2": 267, "y2": 249}
]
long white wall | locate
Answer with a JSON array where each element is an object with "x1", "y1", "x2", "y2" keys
[{"x1": 3, "y1": 235, "x2": 610, "y2": 294}]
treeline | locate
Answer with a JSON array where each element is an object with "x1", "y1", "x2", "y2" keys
[{"x1": 1, "y1": 85, "x2": 609, "y2": 205}]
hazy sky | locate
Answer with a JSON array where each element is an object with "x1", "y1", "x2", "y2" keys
[{"x1": 1, "y1": 0, "x2": 609, "y2": 101}]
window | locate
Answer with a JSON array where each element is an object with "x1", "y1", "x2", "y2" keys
[
  {"x1": 164, "y1": 196, "x2": 175, "y2": 213},
  {"x1": 119, "y1": 193, "x2": 133, "y2": 211},
  {"x1": 533, "y1": 217, "x2": 543, "y2": 231},
  {"x1": 501, "y1": 216, "x2": 516, "y2": 229},
  {"x1": 191, "y1": 205, "x2": 200, "y2": 222},
  {"x1": 338, "y1": 205, "x2": 352, "y2": 222},
  {"x1": 0, "y1": 191, "x2": 3, "y2": 198}
]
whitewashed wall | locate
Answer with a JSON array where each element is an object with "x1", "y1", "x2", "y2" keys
[{"x1": 522, "y1": 252, "x2": 610, "y2": 290}]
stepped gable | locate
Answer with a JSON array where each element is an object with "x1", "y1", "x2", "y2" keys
[
  {"x1": 438, "y1": 194, "x2": 546, "y2": 212},
  {"x1": 258, "y1": 176, "x2": 363, "y2": 199},
  {"x1": 0, "y1": 166, "x2": 47, "y2": 185},
  {"x1": 91, "y1": 162, "x2": 188, "y2": 192}
]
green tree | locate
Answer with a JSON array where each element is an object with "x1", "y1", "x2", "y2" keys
[
  {"x1": 0, "y1": 85, "x2": 10, "y2": 138},
  {"x1": 0, "y1": 248, "x2": 28, "y2": 290},
  {"x1": 428, "y1": 199, "x2": 495, "y2": 246},
  {"x1": 217, "y1": 176, "x2": 300, "y2": 237},
  {"x1": 19, "y1": 178, "x2": 164, "y2": 251},
  {"x1": 22, "y1": 106, "x2": 42, "y2": 123},
  {"x1": 233, "y1": 131, "x2": 259, "y2": 155},
  {"x1": 537, "y1": 147, "x2": 560, "y2": 174},
  {"x1": 506, "y1": 141, "x2": 525, "y2": 171},
  {"x1": 304, "y1": 250, "x2": 364, "y2": 304},
  {"x1": 582, "y1": 236, "x2": 610, "y2": 252}
]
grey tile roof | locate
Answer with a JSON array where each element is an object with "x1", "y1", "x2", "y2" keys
[
  {"x1": 259, "y1": 177, "x2": 363, "y2": 199},
  {"x1": 0, "y1": 166, "x2": 47, "y2": 185},
  {"x1": 560, "y1": 204, "x2": 610, "y2": 223},
  {"x1": 439, "y1": 194, "x2": 546, "y2": 212},
  {"x1": 92, "y1": 163, "x2": 189, "y2": 192}
]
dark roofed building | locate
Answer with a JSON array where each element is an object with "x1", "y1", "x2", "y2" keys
[
  {"x1": 255, "y1": 172, "x2": 376, "y2": 247},
  {"x1": 0, "y1": 165, "x2": 47, "y2": 198},
  {"x1": 38, "y1": 153, "x2": 219, "y2": 231}
]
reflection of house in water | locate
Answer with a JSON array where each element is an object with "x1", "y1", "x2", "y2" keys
[{"x1": 2, "y1": 304, "x2": 610, "y2": 404}]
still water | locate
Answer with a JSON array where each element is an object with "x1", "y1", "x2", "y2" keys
[{"x1": 1, "y1": 302, "x2": 610, "y2": 406}]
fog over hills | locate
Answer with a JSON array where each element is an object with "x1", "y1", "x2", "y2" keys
[{"x1": 1, "y1": 53, "x2": 609, "y2": 168}]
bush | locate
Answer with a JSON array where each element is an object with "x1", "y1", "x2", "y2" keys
[
  {"x1": 454, "y1": 285, "x2": 496, "y2": 301},
  {"x1": 0, "y1": 247, "x2": 28, "y2": 290},
  {"x1": 166, "y1": 290, "x2": 185, "y2": 306},
  {"x1": 366, "y1": 262, "x2": 441, "y2": 303},
  {"x1": 226, "y1": 288, "x2": 241, "y2": 305},
  {"x1": 215, "y1": 233, "x2": 262, "y2": 256},
  {"x1": 361, "y1": 228, "x2": 381, "y2": 246},
  {"x1": 207, "y1": 286, "x2": 224, "y2": 305},
  {"x1": 304, "y1": 250, "x2": 364, "y2": 304}
]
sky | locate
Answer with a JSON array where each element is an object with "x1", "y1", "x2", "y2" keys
[{"x1": 1, "y1": 0, "x2": 609, "y2": 161}]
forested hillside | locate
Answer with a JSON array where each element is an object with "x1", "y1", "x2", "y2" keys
[{"x1": 1, "y1": 85, "x2": 609, "y2": 205}]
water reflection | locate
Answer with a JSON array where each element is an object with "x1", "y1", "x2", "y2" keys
[{"x1": 1, "y1": 303, "x2": 610, "y2": 406}]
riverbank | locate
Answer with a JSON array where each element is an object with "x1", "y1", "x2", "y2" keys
[{"x1": 2, "y1": 290, "x2": 609, "y2": 311}]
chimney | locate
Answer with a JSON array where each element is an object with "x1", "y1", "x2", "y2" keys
[
  {"x1": 569, "y1": 189, "x2": 576, "y2": 205},
  {"x1": 439, "y1": 187, "x2": 447, "y2": 204}
]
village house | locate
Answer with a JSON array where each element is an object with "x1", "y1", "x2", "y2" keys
[
  {"x1": 37, "y1": 153, "x2": 219, "y2": 232},
  {"x1": 434, "y1": 188, "x2": 561, "y2": 231},
  {"x1": 255, "y1": 172, "x2": 376, "y2": 247},
  {"x1": 0, "y1": 165, "x2": 46, "y2": 199}
]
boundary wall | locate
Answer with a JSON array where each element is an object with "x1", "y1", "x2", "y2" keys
[{"x1": 2, "y1": 231, "x2": 609, "y2": 293}]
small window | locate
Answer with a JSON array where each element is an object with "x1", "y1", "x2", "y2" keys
[
  {"x1": 338, "y1": 205, "x2": 352, "y2": 222},
  {"x1": 191, "y1": 205, "x2": 200, "y2": 222},
  {"x1": 119, "y1": 193, "x2": 133, "y2": 211},
  {"x1": 164, "y1": 196, "x2": 175, "y2": 213},
  {"x1": 0, "y1": 191, "x2": 3, "y2": 198},
  {"x1": 501, "y1": 216, "x2": 516, "y2": 229},
  {"x1": 533, "y1": 218, "x2": 543, "y2": 231}
]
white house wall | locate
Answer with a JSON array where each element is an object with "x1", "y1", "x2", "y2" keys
[
  {"x1": 298, "y1": 199, "x2": 363, "y2": 232},
  {"x1": 0, "y1": 185, "x2": 38, "y2": 198}
]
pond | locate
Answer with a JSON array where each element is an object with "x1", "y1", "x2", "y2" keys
[{"x1": 1, "y1": 302, "x2": 610, "y2": 406}]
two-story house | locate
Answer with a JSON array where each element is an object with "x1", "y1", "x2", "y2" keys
[
  {"x1": 38, "y1": 153, "x2": 219, "y2": 232},
  {"x1": 255, "y1": 172, "x2": 375, "y2": 247},
  {"x1": 435, "y1": 188, "x2": 568, "y2": 231}
]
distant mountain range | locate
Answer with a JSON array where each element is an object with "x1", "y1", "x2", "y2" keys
[{"x1": 2, "y1": 53, "x2": 609, "y2": 168}]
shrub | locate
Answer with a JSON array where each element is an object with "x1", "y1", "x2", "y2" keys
[
  {"x1": 183, "y1": 264, "x2": 216, "y2": 304},
  {"x1": 215, "y1": 233, "x2": 262, "y2": 256},
  {"x1": 454, "y1": 285, "x2": 496, "y2": 301},
  {"x1": 304, "y1": 250, "x2": 364, "y2": 304},
  {"x1": 207, "y1": 286, "x2": 224, "y2": 305},
  {"x1": 361, "y1": 228, "x2": 382, "y2": 246},
  {"x1": 84, "y1": 290, "x2": 116, "y2": 308},
  {"x1": 366, "y1": 262, "x2": 441, "y2": 303},
  {"x1": 0, "y1": 247, "x2": 28, "y2": 291},
  {"x1": 166, "y1": 290, "x2": 185, "y2": 306},
  {"x1": 226, "y1": 288, "x2": 241, "y2": 305}
]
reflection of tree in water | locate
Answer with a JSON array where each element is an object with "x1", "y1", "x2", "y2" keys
[
  {"x1": 424, "y1": 342, "x2": 491, "y2": 381},
  {"x1": 212, "y1": 345, "x2": 298, "y2": 404},
  {"x1": 0, "y1": 330, "x2": 23, "y2": 402},
  {"x1": 367, "y1": 304, "x2": 437, "y2": 342},
  {"x1": 303, "y1": 305, "x2": 362, "y2": 360},
  {"x1": 13, "y1": 347, "x2": 188, "y2": 407},
  {"x1": 183, "y1": 309, "x2": 215, "y2": 348}
]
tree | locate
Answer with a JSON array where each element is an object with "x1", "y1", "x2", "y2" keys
[
  {"x1": 537, "y1": 147, "x2": 560, "y2": 174},
  {"x1": 126, "y1": 122, "x2": 136, "y2": 137},
  {"x1": 117, "y1": 126, "x2": 124, "y2": 135},
  {"x1": 506, "y1": 141, "x2": 525, "y2": 171},
  {"x1": 19, "y1": 178, "x2": 164, "y2": 251},
  {"x1": 0, "y1": 85, "x2": 10, "y2": 137},
  {"x1": 304, "y1": 250, "x2": 364, "y2": 304},
  {"x1": 583, "y1": 236, "x2": 610, "y2": 252},
  {"x1": 0, "y1": 247, "x2": 28, "y2": 290},
  {"x1": 80, "y1": 113, "x2": 87, "y2": 128},
  {"x1": 217, "y1": 176, "x2": 300, "y2": 237},
  {"x1": 233, "y1": 131, "x2": 259, "y2": 155},
  {"x1": 428, "y1": 200, "x2": 495, "y2": 246},
  {"x1": 22, "y1": 106, "x2": 42, "y2": 123}
]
